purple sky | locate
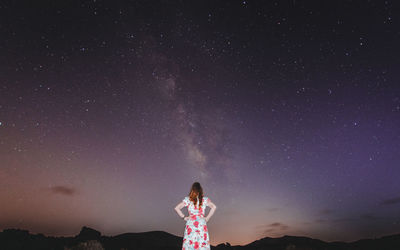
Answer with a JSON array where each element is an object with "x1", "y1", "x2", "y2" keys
[{"x1": 1, "y1": 0, "x2": 399, "y2": 246}]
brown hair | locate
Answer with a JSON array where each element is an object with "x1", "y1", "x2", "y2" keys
[{"x1": 188, "y1": 182, "x2": 203, "y2": 208}]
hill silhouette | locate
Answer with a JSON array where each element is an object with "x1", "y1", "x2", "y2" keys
[{"x1": 0, "y1": 226, "x2": 399, "y2": 250}]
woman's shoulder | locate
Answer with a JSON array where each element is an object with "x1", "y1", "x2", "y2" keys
[{"x1": 182, "y1": 196, "x2": 190, "y2": 205}]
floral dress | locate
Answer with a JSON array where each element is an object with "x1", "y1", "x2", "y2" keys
[{"x1": 182, "y1": 196, "x2": 211, "y2": 250}]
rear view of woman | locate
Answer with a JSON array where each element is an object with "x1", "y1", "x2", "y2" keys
[{"x1": 174, "y1": 182, "x2": 217, "y2": 250}]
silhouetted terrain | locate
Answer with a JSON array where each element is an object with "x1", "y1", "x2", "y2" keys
[{"x1": 0, "y1": 226, "x2": 399, "y2": 250}]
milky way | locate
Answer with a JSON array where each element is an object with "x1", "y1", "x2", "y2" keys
[{"x1": 0, "y1": 0, "x2": 399, "y2": 246}]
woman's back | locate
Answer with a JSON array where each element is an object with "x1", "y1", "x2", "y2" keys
[
  {"x1": 174, "y1": 182, "x2": 217, "y2": 250},
  {"x1": 183, "y1": 196, "x2": 211, "y2": 217}
]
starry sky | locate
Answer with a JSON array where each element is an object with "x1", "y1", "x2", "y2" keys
[{"x1": 1, "y1": 0, "x2": 400, "y2": 246}]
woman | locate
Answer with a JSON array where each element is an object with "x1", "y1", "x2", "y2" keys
[{"x1": 174, "y1": 182, "x2": 217, "y2": 250}]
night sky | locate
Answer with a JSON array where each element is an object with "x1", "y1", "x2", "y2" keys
[{"x1": 1, "y1": 0, "x2": 400, "y2": 246}]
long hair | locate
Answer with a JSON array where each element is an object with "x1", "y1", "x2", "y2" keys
[{"x1": 188, "y1": 182, "x2": 203, "y2": 208}]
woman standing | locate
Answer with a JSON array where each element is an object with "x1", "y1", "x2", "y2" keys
[{"x1": 174, "y1": 182, "x2": 217, "y2": 250}]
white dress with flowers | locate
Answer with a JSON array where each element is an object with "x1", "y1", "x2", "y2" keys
[{"x1": 182, "y1": 196, "x2": 211, "y2": 250}]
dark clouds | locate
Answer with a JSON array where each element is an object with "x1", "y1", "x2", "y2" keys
[
  {"x1": 49, "y1": 186, "x2": 77, "y2": 196},
  {"x1": 319, "y1": 209, "x2": 335, "y2": 215},
  {"x1": 381, "y1": 196, "x2": 400, "y2": 205},
  {"x1": 256, "y1": 222, "x2": 290, "y2": 235}
]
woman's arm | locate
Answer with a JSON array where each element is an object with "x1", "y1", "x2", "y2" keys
[
  {"x1": 174, "y1": 201, "x2": 188, "y2": 220},
  {"x1": 205, "y1": 200, "x2": 217, "y2": 222}
]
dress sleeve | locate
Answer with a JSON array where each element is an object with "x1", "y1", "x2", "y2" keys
[
  {"x1": 205, "y1": 197, "x2": 211, "y2": 206},
  {"x1": 182, "y1": 196, "x2": 189, "y2": 207}
]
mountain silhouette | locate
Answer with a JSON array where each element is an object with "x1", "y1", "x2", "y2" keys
[{"x1": 0, "y1": 226, "x2": 399, "y2": 250}]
